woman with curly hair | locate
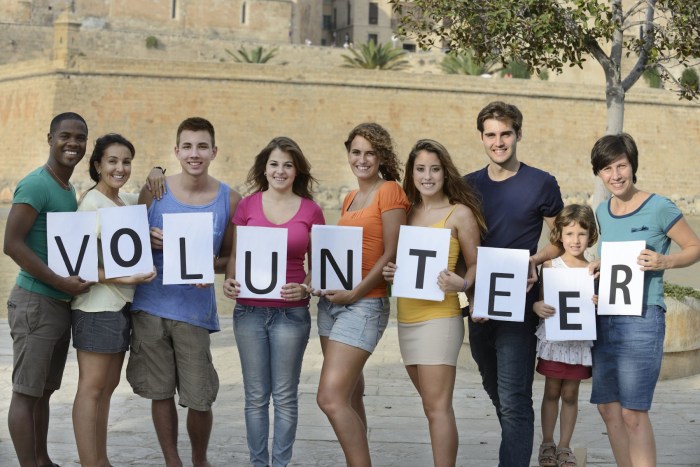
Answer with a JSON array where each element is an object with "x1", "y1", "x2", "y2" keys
[
  {"x1": 316, "y1": 123, "x2": 409, "y2": 466},
  {"x1": 383, "y1": 139, "x2": 485, "y2": 467}
]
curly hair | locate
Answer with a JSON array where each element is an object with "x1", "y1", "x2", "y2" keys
[
  {"x1": 404, "y1": 139, "x2": 487, "y2": 236},
  {"x1": 344, "y1": 122, "x2": 402, "y2": 182},
  {"x1": 549, "y1": 204, "x2": 598, "y2": 247},
  {"x1": 246, "y1": 136, "x2": 317, "y2": 199}
]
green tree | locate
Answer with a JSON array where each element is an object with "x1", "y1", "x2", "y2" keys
[
  {"x1": 226, "y1": 45, "x2": 278, "y2": 64},
  {"x1": 342, "y1": 41, "x2": 410, "y2": 70},
  {"x1": 391, "y1": 0, "x2": 700, "y2": 132},
  {"x1": 391, "y1": 0, "x2": 700, "y2": 202},
  {"x1": 441, "y1": 49, "x2": 500, "y2": 75}
]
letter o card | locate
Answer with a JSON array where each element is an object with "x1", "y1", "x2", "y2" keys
[{"x1": 100, "y1": 204, "x2": 153, "y2": 279}]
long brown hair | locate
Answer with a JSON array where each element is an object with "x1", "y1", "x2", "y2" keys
[
  {"x1": 246, "y1": 136, "x2": 317, "y2": 199},
  {"x1": 404, "y1": 139, "x2": 487, "y2": 235}
]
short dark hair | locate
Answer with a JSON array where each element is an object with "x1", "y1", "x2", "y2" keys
[
  {"x1": 549, "y1": 204, "x2": 598, "y2": 247},
  {"x1": 246, "y1": 136, "x2": 317, "y2": 199},
  {"x1": 50, "y1": 112, "x2": 88, "y2": 134},
  {"x1": 476, "y1": 101, "x2": 523, "y2": 134},
  {"x1": 176, "y1": 117, "x2": 215, "y2": 146},
  {"x1": 88, "y1": 134, "x2": 136, "y2": 184},
  {"x1": 590, "y1": 133, "x2": 638, "y2": 184}
]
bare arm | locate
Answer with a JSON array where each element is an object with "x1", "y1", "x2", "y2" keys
[
  {"x1": 532, "y1": 261, "x2": 555, "y2": 318},
  {"x1": 3, "y1": 203, "x2": 93, "y2": 295},
  {"x1": 222, "y1": 225, "x2": 240, "y2": 299},
  {"x1": 437, "y1": 205, "x2": 480, "y2": 294},
  {"x1": 527, "y1": 215, "x2": 564, "y2": 291},
  {"x1": 638, "y1": 217, "x2": 700, "y2": 271},
  {"x1": 326, "y1": 207, "x2": 406, "y2": 304},
  {"x1": 215, "y1": 190, "x2": 241, "y2": 273}
]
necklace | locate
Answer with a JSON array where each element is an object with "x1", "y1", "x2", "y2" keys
[
  {"x1": 44, "y1": 164, "x2": 71, "y2": 191},
  {"x1": 353, "y1": 178, "x2": 381, "y2": 211}
]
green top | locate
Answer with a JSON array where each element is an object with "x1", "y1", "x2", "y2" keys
[{"x1": 13, "y1": 166, "x2": 78, "y2": 301}]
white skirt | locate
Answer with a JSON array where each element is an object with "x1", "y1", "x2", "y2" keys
[{"x1": 398, "y1": 316, "x2": 464, "y2": 366}]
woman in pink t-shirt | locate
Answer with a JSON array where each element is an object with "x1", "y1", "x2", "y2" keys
[
  {"x1": 315, "y1": 123, "x2": 409, "y2": 466},
  {"x1": 223, "y1": 137, "x2": 325, "y2": 467}
]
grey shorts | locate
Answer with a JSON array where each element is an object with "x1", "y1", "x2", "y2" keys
[
  {"x1": 126, "y1": 311, "x2": 219, "y2": 411},
  {"x1": 7, "y1": 285, "x2": 71, "y2": 397},
  {"x1": 316, "y1": 296, "x2": 390, "y2": 353},
  {"x1": 72, "y1": 305, "x2": 131, "y2": 353}
]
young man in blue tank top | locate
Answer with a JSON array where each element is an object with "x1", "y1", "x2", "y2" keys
[
  {"x1": 463, "y1": 102, "x2": 564, "y2": 466},
  {"x1": 127, "y1": 117, "x2": 241, "y2": 467},
  {"x1": 4, "y1": 112, "x2": 93, "y2": 467}
]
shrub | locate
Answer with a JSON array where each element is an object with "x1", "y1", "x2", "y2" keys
[{"x1": 342, "y1": 41, "x2": 409, "y2": 70}]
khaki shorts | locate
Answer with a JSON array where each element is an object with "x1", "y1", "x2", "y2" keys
[
  {"x1": 126, "y1": 311, "x2": 219, "y2": 411},
  {"x1": 7, "y1": 285, "x2": 71, "y2": 397}
]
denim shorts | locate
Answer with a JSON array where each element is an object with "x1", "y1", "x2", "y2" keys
[
  {"x1": 591, "y1": 305, "x2": 665, "y2": 411},
  {"x1": 316, "y1": 296, "x2": 390, "y2": 353},
  {"x1": 72, "y1": 305, "x2": 131, "y2": 353}
]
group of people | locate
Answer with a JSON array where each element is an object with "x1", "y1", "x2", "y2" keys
[{"x1": 4, "y1": 101, "x2": 699, "y2": 467}]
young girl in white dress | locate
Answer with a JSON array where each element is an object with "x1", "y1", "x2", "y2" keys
[{"x1": 533, "y1": 204, "x2": 598, "y2": 467}]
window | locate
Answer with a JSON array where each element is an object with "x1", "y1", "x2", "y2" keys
[
  {"x1": 347, "y1": 1, "x2": 351, "y2": 26},
  {"x1": 402, "y1": 43, "x2": 416, "y2": 52},
  {"x1": 368, "y1": 34, "x2": 378, "y2": 44},
  {"x1": 241, "y1": 1, "x2": 247, "y2": 25},
  {"x1": 369, "y1": 3, "x2": 378, "y2": 25},
  {"x1": 171, "y1": 0, "x2": 177, "y2": 19},
  {"x1": 323, "y1": 15, "x2": 332, "y2": 30}
]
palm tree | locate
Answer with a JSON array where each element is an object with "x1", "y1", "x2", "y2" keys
[
  {"x1": 440, "y1": 50, "x2": 499, "y2": 76},
  {"x1": 226, "y1": 45, "x2": 278, "y2": 64},
  {"x1": 342, "y1": 41, "x2": 409, "y2": 70}
]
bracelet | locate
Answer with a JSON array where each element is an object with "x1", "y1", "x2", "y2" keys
[
  {"x1": 461, "y1": 279, "x2": 469, "y2": 293},
  {"x1": 153, "y1": 166, "x2": 166, "y2": 174}
]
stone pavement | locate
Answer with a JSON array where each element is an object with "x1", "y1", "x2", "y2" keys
[{"x1": 1, "y1": 314, "x2": 699, "y2": 467}]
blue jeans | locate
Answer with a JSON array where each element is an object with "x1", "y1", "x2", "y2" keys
[
  {"x1": 468, "y1": 316, "x2": 537, "y2": 467},
  {"x1": 233, "y1": 304, "x2": 311, "y2": 467}
]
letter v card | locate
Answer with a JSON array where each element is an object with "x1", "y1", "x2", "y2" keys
[
  {"x1": 235, "y1": 226, "x2": 287, "y2": 299},
  {"x1": 47, "y1": 211, "x2": 98, "y2": 281}
]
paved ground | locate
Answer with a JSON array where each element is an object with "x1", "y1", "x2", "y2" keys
[{"x1": 1, "y1": 311, "x2": 699, "y2": 467}]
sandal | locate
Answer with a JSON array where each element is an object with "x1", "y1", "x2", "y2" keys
[
  {"x1": 556, "y1": 447, "x2": 578, "y2": 467},
  {"x1": 538, "y1": 441, "x2": 557, "y2": 467}
]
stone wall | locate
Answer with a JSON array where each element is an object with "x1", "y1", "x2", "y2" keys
[{"x1": 0, "y1": 55, "x2": 698, "y2": 213}]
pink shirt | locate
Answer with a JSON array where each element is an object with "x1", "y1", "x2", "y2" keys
[{"x1": 233, "y1": 191, "x2": 325, "y2": 307}]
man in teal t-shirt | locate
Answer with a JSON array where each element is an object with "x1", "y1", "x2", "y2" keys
[{"x1": 3, "y1": 112, "x2": 93, "y2": 467}]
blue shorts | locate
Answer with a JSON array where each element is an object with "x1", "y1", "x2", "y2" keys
[
  {"x1": 72, "y1": 305, "x2": 131, "y2": 353},
  {"x1": 590, "y1": 305, "x2": 665, "y2": 411},
  {"x1": 316, "y1": 297, "x2": 390, "y2": 353}
]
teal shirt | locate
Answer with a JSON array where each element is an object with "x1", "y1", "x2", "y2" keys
[
  {"x1": 12, "y1": 166, "x2": 78, "y2": 301},
  {"x1": 596, "y1": 194, "x2": 682, "y2": 309}
]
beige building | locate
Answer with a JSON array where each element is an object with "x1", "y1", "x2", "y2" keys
[{"x1": 321, "y1": 0, "x2": 396, "y2": 47}]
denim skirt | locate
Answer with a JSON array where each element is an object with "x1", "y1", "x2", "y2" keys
[
  {"x1": 72, "y1": 304, "x2": 131, "y2": 353},
  {"x1": 590, "y1": 305, "x2": 665, "y2": 410}
]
